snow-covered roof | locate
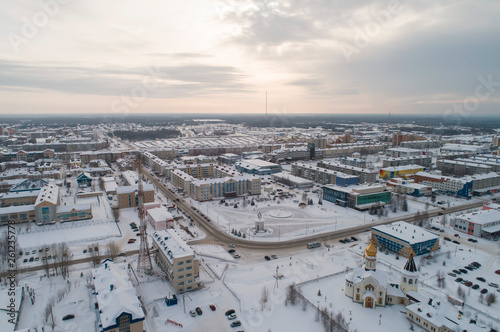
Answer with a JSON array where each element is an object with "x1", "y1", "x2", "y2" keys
[
  {"x1": 152, "y1": 229, "x2": 194, "y2": 261},
  {"x1": 116, "y1": 184, "x2": 154, "y2": 195},
  {"x1": 373, "y1": 222, "x2": 439, "y2": 245},
  {"x1": 35, "y1": 184, "x2": 59, "y2": 206},
  {"x1": 92, "y1": 261, "x2": 144, "y2": 329},
  {"x1": 147, "y1": 207, "x2": 173, "y2": 222},
  {"x1": 381, "y1": 164, "x2": 426, "y2": 172},
  {"x1": 0, "y1": 204, "x2": 35, "y2": 215},
  {"x1": 455, "y1": 209, "x2": 500, "y2": 225},
  {"x1": 271, "y1": 172, "x2": 314, "y2": 185},
  {"x1": 56, "y1": 203, "x2": 91, "y2": 214},
  {"x1": 346, "y1": 267, "x2": 387, "y2": 289}
]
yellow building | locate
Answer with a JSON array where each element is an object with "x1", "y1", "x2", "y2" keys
[{"x1": 379, "y1": 164, "x2": 426, "y2": 179}]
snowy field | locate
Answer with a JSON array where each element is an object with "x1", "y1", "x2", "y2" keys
[{"x1": 186, "y1": 187, "x2": 476, "y2": 242}]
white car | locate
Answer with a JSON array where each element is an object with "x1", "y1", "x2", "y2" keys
[
  {"x1": 227, "y1": 313, "x2": 237, "y2": 320},
  {"x1": 189, "y1": 310, "x2": 196, "y2": 317}
]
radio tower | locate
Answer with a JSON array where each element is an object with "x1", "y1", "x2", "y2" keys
[{"x1": 136, "y1": 156, "x2": 153, "y2": 274}]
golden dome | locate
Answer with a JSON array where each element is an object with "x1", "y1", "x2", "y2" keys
[{"x1": 365, "y1": 240, "x2": 377, "y2": 257}]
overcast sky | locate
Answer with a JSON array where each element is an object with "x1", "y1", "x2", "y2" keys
[{"x1": 1, "y1": 0, "x2": 499, "y2": 116}]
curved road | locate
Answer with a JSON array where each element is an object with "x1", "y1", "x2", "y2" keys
[{"x1": 144, "y1": 168, "x2": 483, "y2": 250}]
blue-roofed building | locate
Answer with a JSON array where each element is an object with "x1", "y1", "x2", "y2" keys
[
  {"x1": 76, "y1": 172, "x2": 92, "y2": 188},
  {"x1": 372, "y1": 222, "x2": 440, "y2": 257}
]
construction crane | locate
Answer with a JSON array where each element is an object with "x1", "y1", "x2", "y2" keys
[{"x1": 136, "y1": 155, "x2": 153, "y2": 274}]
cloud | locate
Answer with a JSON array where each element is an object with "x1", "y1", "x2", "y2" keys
[{"x1": 0, "y1": 60, "x2": 253, "y2": 97}]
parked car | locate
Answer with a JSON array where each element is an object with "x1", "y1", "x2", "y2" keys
[
  {"x1": 476, "y1": 277, "x2": 486, "y2": 282},
  {"x1": 444, "y1": 237, "x2": 451, "y2": 242},
  {"x1": 228, "y1": 249, "x2": 236, "y2": 254},
  {"x1": 496, "y1": 270, "x2": 500, "y2": 275},
  {"x1": 350, "y1": 236, "x2": 358, "y2": 241},
  {"x1": 465, "y1": 266, "x2": 474, "y2": 271},
  {"x1": 459, "y1": 269, "x2": 468, "y2": 274},
  {"x1": 23, "y1": 258, "x2": 28, "y2": 263},
  {"x1": 271, "y1": 254, "x2": 277, "y2": 259},
  {"x1": 481, "y1": 288, "x2": 488, "y2": 294},
  {"x1": 228, "y1": 244, "x2": 235, "y2": 248},
  {"x1": 452, "y1": 269, "x2": 461, "y2": 275},
  {"x1": 452, "y1": 240, "x2": 460, "y2": 245},
  {"x1": 225, "y1": 309, "x2": 236, "y2": 316},
  {"x1": 465, "y1": 281, "x2": 473, "y2": 287},
  {"x1": 488, "y1": 282, "x2": 499, "y2": 288},
  {"x1": 189, "y1": 310, "x2": 196, "y2": 317},
  {"x1": 29, "y1": 257, "x2": 34, "y2": 262},
  {"x1": 62, "y1": 314, "x2": 75, "y2": 321},
  {"x1": 472, "y1": 284, "x2": 480, "y2": 290},
  {"x1": 455, "y1": 278, "x2": 463, "y2": 283},
  {"x1": 448, "y1": 273, "x2": 456, "y2": 277},
  {"x1": 264, "y1": 256, "x2": 271, "y2": 261},
  {"x1": 233, "y1": 254, "x2": 241, "y2": 259},
  {"x1": 227, "y1": 313, "x2": 237, "y2": 320},
  {"x1": 471, "y1": 262, "x2": 481, "y2": 267},
  {"x1": 195, "y1": 307, "x2": 203, "y2": 315},
  {"x1": 454, "y1": 234, "x2": 460, "y2": 237},
  {"x1": 230, "y1": 321, "x2": 242, "y2": 327},
  {"x1": 209, "y1": 304, "x2": 216, "y2": 311}
]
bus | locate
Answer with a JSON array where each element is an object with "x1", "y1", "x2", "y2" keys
[{"x1": 307, "y1": 242, "x2": 321, "y2": 249}]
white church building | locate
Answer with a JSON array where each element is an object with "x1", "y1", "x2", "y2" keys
[{"x1": 345, "y1": 240, "x2": 419, "y2": 309}]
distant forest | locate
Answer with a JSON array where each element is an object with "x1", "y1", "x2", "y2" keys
[{"x1": 111, "y1": 129, "x2": 179, "y2": 141}]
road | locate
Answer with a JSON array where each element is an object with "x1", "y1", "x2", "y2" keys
[
  {"x1": 143, "y1": 167, "x2": 483, "y2": 250},
  {"x1": 0, "y1": 250, "x2": 139, "y2": 278}
]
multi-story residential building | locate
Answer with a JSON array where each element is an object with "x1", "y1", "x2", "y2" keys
[
  {"x1": 317, "y1": 160, "x2": 377, "y2": 184},
  {"x1": 454, "y1": 157, "x2": 500, "y2": 173},
  {"x1": 190, "y1": 175, "x2": 261, "y2": 201},
  {"x1": 399, "y1": 139, "x2": 441, "y2": 149},
  {"x1": 291, "y1": 162, "x2": 359, "y2": 186},
  {"x1": 382, "y1": 156, "x2": 432, "y2": 168},
  {"x1": 379, "y1": 165, "x2": 427, "y2": 179},
  {"x1": 117, "y1": 184, "x2": 155, "y2": 208},
  {"x1": 386, "y1": 148, "x2": 423, "y2": 158},
  {"x1": 339, "y1": 156, "x2": 366, "y2": 168},
  {"x1": 413, "y1": 172, "x2": 472, "y2": 197},
  {"x1": 152, "y1": 229, "x2": 201, "y2": 293},
  {"x1": 440, "y1": 143, "x2": 489, "y2": 154},
  {"x1": 436, "y1": 160, "x2": 491, "y2": 175}
]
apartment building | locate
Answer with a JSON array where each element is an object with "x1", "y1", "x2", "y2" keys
[
  {"x1": 117, "y1": 184, "x2": 155, "y2": 208},
  {"x1": 317, "y1": 160, "x2": 377, "y2": 184},
  {"x1": 291, "y1": 162, "x2": 359, "y2": 186},
  {"x1": 152, "y1": 229, "x2": 201, "y2": 293}
]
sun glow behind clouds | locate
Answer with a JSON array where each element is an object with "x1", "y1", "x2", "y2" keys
[{"x1": 0, "y1": 0, "x2": 499, "y2": 115}]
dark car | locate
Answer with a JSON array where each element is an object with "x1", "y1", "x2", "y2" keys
[
  {"x1": 452, "y1": 240, "x2": 460, "y2": 245},
  {"x1": 62, "y1": 314, "x2": 75, "y2": 321},
  {"x1": 459, "y1": 269, "x2": 468, "y2": 274},
  {"x1": 264, "y1": 256, "x2": 271, "y2": 261},
  {"x1": 465, "y1": 266, "x2": 474, "y2": 271},
  {"x1": 472, "y1": 262, "x2": 481, "y2": 267},
  {"x1": 448, "y1": 272, "x2": 456, "y2": 277},
  {"x1": 350, "y1": 236, "x2": 358, "y2": 241},
  {"x1": 453, "y1": 269, "x2": 461, "y2": 275},
  {"x1": 339, "y1": 239, "x2": 346, "y2": 244},
  {"x1": 480, "y1": 288, "x2": 488, "y2": 294},
  {"x1": 225, "y1": 309, "x2": 236, "y2": 316},
  {"x1": 230, "y1": 321, "x2": 242, "y2": 328},
  {"x1": 476, "y1": 277, "x2": 486, "y2": 282},
  {"x1": 196, "y1": 307, "x2": 203, "y2": 315},
  {"x1": 444, "y1": 237, "x2": 451, "y2": 241},
  {"x1": 455, "y1": 278, "x2": 463, "y2": 283},
  {"x1": 472, "y1": 284, "x2": 480, "y2": 290},
  {"x1": 209, "y1": 304, "x2": 216, "y2": 311},
  {"x1": 228, "y1": 249, "x2": 236, "y2": 254}
]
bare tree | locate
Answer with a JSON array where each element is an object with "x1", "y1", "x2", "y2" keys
[
  {"x1": 260, "y1": 286, "x2": 269, "y2": 311},
  {"x1": 486, "y1": 293, "x2": 497, "y2": 306},
  {"x1": 90, "y1": 243, "x2": 101, "y2": 267},
  {"x1": 113, "y1": 208, "x2": 120, "y2": 223},
  {"x1": 106, "y1": 241, "x2": 120, "y2": 260},
  {"x1": 59, "y1": 242, "x2": 71, "y2": 279},
  {"x1": 440, "y1": 214, "x2": 447, "y2": 228},
  {"x1": 285, "y1": 284, "x2": 298, "y2": 306}
]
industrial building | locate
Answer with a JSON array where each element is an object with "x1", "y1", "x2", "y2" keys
[
  {"x1": 453, "y1": 209, "x2": 500, "y2": 239},
  {"x1": 235, "y1": 159, "x2": 282, "y2": 175}
]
